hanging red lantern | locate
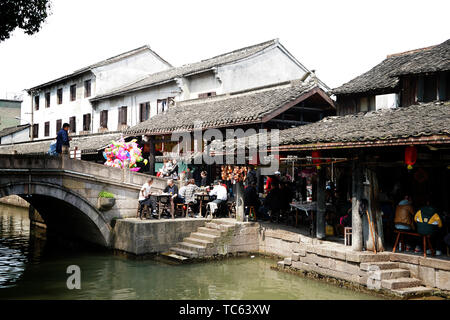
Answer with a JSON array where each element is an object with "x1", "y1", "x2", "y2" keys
[
  {"x1": 404, "y1": 145, "x2": 417, "y2": 170},
  {"x1": 312, "y1": 150, "x2": 321, "y2": 169}
]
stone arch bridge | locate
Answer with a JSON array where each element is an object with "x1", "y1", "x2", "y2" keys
[{"x1": 0, "y1": 155, "x2": 166, "y2": 247}]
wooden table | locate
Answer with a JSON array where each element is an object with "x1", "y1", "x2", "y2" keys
[
  {"x1": 154, "y1": 193, "x2": 171, "y2": 219},
  {"x1": 290, "y1": 201, "x2": 317, "y2": 236},
  {"x1": 195, "y1": 192, "x2": 210, "y2": 217}
]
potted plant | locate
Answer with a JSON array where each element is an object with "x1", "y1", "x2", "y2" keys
[{"x1": 97, "y1": 191, "x2": 116, "y2": 211}]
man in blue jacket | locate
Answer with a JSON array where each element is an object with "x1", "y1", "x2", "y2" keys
[{"x1": 56, "y1": 123, "x2": 71, "y2": 156}]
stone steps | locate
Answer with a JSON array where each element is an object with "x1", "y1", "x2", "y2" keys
[
  {"x1": 360, "y1": 261, "x2": 399, "y2": 271},
  {"x1": 197, "y1": 227, "x2": 223, "y2": 236},
  {"x1": 391, "y1": 286, "x2": 434, "y2": 297},
  {"x1": 177, "y1": 241, "x2": 207, "y2": 253},
  {"x1": 169, "y1": 247, "x2": 199, "y2": 258},
  {"x1": 370, "y1": 269, "x2": 410, "y2": 281},
  {"x1": 381, "y1": 277, "x2": 423, "y2": 290},
  {"x1": 191, "y1": 232, "x2": 220, "y2": 242},
  {"x1": 184, "y1": 237, "x2": 214, "y2": 247},
  {"x1": 160, "y1": 252, "x2": 190, "y2": 262}
]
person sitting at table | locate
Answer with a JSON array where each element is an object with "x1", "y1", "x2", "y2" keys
[
  {"x1": 393, "y1": 194, "x2": 416, "y2": 252},
  {"x1": 178, "y1": 184, "x2": 187, "y2": 203},
  {"x1": 183, "y1": 179, "x2": 201, "y2": 217},
  {"x1": 414, "y1": 197, "x2": 443, "y2": 256},
  {"x1": 207, "y1": 180, "x2": 228, "y2": 217},
  {"x1": 163, "y1": 179, "x2": 179, "y2": 219},
  {"x1": 138, "y1": 178, "x2": 156, "y2": 219},
  {"x1": 264, "y1": 171, "x2": 280, "y2": 194}
]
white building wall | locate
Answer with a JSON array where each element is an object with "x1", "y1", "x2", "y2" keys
[
  {"x1": 32, "y1": 72, "x2": 95, "y2": 139},
  {"x1": 25, "y1": 49, "x2": 171, "y2": 140},
  {"x1": 375, "y1": 93, "x2": 399, "y2": 110},
  {"x1": 92, "y1": 50, "x2": 171, "y2": 95},
  {"x1": 0, "y1": 128, "x2": 30, "y2": 144},
  {"x1": 93, "y1": 82, "x2": 180, "y2": 132},
  {"x1": 218, "y1": 46, "x2": 308, "y2": 93}
]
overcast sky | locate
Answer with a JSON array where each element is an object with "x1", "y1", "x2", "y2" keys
[{"x1": 0, "y1": 0, "x2": 449, "y2": 98}]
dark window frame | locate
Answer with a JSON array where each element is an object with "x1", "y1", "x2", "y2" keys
[
  {"x1": 45, "y1": 92, "x2": 50, "y2": 108},
  {"x1": 83, "y1": 113, "x2": 91, "y2": 131},
  {"x1": 139, "y1": 102, "x2": 150, "y2": 122},
  {"x1": 57, "y1": 88, "x2": 63, "y2": 104},
  {"x1": 34, "y1": 95, "x2": 39, "y2": 110},
  {"x1": 84, "y1": 79, "x2": 91, "y2": 98},
  {"x1": 70, "y1": 84, "x2": 77, "y2": 101},
  {"x1": 69, "y1": 116, "x2": 76, "y2": 133},
  {"x1": 198, "y1": 91, "x2": 216, "y2": 99},
  {"x1": 100, "y1": 110, "x2": 108, "y2": 128},
  {"x1": 33, "y1": 123, "x2": 39, "y2": 138},
  {"x1": 44, "y1": 121, "x2": 50, "y2": 137},
  {"x1": 118, "y1": 106, "x2": 128, "y2": 125},
  {"x1": 56, "y1": 119, "x2": 62, "y2": 134}
]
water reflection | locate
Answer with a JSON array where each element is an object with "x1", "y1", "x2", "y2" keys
[{"x1": 0, "y1": 203, "x2": 381, "y2": 300}]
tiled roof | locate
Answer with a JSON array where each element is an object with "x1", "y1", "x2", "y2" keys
[
  {"x1": 90, "y1": 39, "x2": 278, "y2": 101},
  {"x1": 333, "y1": 39, "x2": 450, "y2": 96},
  {"x1": 0, "y1": 132, "x2": 123, "y2": 155},
  {"x1": 28, "y1": 45, "x2": 171, "y2": 91},
  {"x1": 125, "y1": 79, "x2": 332, "y2": 135},
  {"x1": 0, "y1": 124, "x2": 30, "y2": 138},
  {"x1": 278, "y1": 101, "x2": 450, "y2": 145},
  {"x1": 212, "y1": 101, "x2": 450, "y2": 152}
]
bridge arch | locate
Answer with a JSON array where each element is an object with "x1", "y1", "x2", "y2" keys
[{"x1": 0, "y1": 182, "x2": 112, "y2": 247}]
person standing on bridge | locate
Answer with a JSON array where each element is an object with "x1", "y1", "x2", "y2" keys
[{"x1": 56, "y1": 123, "x2": 71, "y2": 156}]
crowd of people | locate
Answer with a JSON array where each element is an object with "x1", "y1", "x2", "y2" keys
[{"x1": 139, "y1": 163, "x2": 450, "y2": 258}]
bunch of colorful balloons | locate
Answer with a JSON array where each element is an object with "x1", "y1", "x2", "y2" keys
[{"x1": 103, "y1": 138, "x2": 148, "y2": 171}]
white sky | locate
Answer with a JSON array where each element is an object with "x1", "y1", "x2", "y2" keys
[{"x1": 0, "y1": 0, "x2": 449, "y2": 98}]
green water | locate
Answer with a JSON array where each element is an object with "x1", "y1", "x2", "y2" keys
[{"x1": 0, "y1": 203, "x2": 381, "y2": 300}]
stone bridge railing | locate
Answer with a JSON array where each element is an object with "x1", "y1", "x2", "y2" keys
[{"x1": 0, "y1": 154, "x2": 168, "y2": 191}]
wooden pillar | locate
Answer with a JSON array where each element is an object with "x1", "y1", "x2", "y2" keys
[
  {"x1": 235, "y1": 181, "x2": 245, "y2": 222},
  {"x1": 149, "y1": 136, "x2": 155, "y2": 175},
  {"x1": 316, "y1": 167, "x2": 326, "y2": 239},
  {"x1": 351, "y1": 158, "x2": 364, "y2": 251}
]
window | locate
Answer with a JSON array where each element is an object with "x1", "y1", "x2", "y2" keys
[
  {"x1": 198, "y1": 91, "x2": 216, "y2": 99},
  {"x1": 45, "y1": 92, "x2": 50, "y2": 108},
  {"x1": 44, "y1": 121, "x2": 50, "y2": 137},
  {"x1": 34, "y1": 95, "x2": 39, "y2": 110},
  {"x1": 359, "y1": 96, "x2": 375, "y2": 112},
  {"x1": 417, "y1": 74, "x2": 437, "y2": 103},
  {"x1": 69, "y1": 116, "x2": 76, "y2": 133},
  {"x1": 70, "y1": 84, "x2": 76, "y2": 101},
  {"x1": 56, "y1": 119, "x2": 62, "y2": 134},
  {"x1": 156, "y1": 97, "x2": 174, "y2": 114},
  {"x1": 100, "y1": 110, "x2": 108, "y2": 128},
  {"x1": 84, "y1": 79, "x2": 91, "y2": 98},
  {"x1": 33, "y1": 124, "x2": 39, "y2": 138},
  {"x1": 83, "y1": 113, "x2": 91, "y2": 131},
  {"x1": 139, "y1": 102, "x2": 150, "y2": 122},
  {"x1": 118, "y1": 106, "x2": 127, "y2": 125},
  {"x1": 57, "y1": 88, "x2": 63, "y2": 104},
  {"x1": 423, "y1": 75, "x2": 437, "y2": 102}
]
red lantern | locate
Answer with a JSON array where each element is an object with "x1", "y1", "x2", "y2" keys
[
  {"x1": 312, "y1": 150, "x2": 321, "y2": 169},
  {"x1": 405, "y1": 146, "x2": 417, "y2": 170}
]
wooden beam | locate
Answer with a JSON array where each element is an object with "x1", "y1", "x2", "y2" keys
[
  {"x1": 351, "y1": 157, "x2": 363, "y2": 251},
  {"x1": 268, "y1": 119, "x2": 311, "y2": 126},
  {"x1": 316, "y1": 167, "x2": 326, "y2": 239}
]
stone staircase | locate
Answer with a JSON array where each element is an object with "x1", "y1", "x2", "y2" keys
[
  {"x1": 161, "y1": 219, "x2": 238, "y2": 262},
  {"x1": 361, "y1": 261, "x2": 433, "y2": 297}
]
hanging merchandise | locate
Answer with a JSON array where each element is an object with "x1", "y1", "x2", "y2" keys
[
  {"x1": 312, "y1": 150, "x2": 321, "y2": 169},
  {"x1": 103, "y1": 137, "x2": 148, "y2": 171},
  {"x1": 404, "y1": 145, "x2": 417, "y2": 170}
]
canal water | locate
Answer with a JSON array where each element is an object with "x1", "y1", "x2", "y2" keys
[{"x1": 0, "y1": 203, "x2": 381, "y2": 300}]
